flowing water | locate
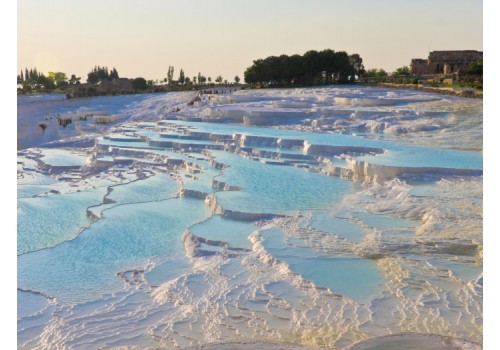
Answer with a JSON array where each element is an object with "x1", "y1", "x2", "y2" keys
[{"x1": 17, "y1": 87, "x2": 482, "y2": 349}]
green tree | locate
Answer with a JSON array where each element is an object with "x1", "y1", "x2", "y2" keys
[
  {"x1": 179, "y1": 69, "x2": 185, "y2": 85},
  {"x1": 466, "y1": 60, "x2": 483, "y2": 75},
  {"x1": 48, "y1": 72, "x2": 68, "y2": 86},
  {"x1": 69, "y1": 75, "x2": 81, "y2": 85},
  {"x1": 22, "y1": 82, "x2": 32, "y2": 92},
  {"x1": 58, "y1": 80, "x2": 69, "y2": 89},
  {"x1": 109, "y1": 67, "x2": 119, "y2": 79},
  {"x1": 392, "y1": 66, "x2": 410, "y2": 76},
  {"x1": 363, "y1": 69, "x2": 388, "y2": 79},
  {"x1": 87, "y1": 66, "x2": 114, "y2": 83},
  {"x1": 167, "y1": 66, "x2": 175, "y2": 85},
  {"x1": 349, "y1": 54, "x2": 365, "y2": 81},
  {"x1": 376, "y1": 69, "x2": 388, "y2": 78},
  {"x1": 193, "y1": 76, "x2": 197, "y2": 84},
  {"x1": 244, "y1": 49, "x2": 356, "y2": 86},
  {"x1": 131, "y1": 77, "x2": 148, "y2": 91},
  {"x1": 87, "y1": 72, "x2": 99, "y2": 84},
  {"x1": 37, "y1": 74, "x2": 56, "y2": 90},
  {"x1": 234, "y1": 75, "x2": 240, "y2": 84},
  {"x1": 215, "y1": 75, "x2": 223, "y2": 84}
]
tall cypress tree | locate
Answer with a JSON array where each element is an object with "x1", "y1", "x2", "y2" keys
[
  {"x1": 110, "y1": 67, "x2": 119, "y2": 79},
  {"x1": 179, "y1": 69, "x2": 185, "y2": 85}
]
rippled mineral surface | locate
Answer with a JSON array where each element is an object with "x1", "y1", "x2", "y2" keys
[{"x1": 18, "y1": 86, "x2": 482, "y2": 349}]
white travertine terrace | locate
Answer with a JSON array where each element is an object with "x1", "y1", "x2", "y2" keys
[{"x1": 17, "y1": 87, "x2": 482, "y2": 349}]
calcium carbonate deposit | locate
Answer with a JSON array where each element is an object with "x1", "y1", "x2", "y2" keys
[{"x1": 17, "y1": 86, "x2": 482, "y2": 349}]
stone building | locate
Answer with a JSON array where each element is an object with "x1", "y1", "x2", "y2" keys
[
  {"x1": 410, "y1": 59, "x2": 428, "y2": 75},
  {"x1": 410, "y1": 50, "x2": 482, "y2": 76}
]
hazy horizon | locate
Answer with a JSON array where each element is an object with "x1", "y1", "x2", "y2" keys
[{"x1": 18, "y1": 0, "x2": 482, "y2": 82}]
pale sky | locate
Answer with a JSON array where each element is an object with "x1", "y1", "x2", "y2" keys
[{"x1": 18, "y1": 0, "x2": 482, "y2": 82}]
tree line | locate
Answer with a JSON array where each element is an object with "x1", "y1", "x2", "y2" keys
[
  {"x1": 18, "y1": 64, "x2": 239, "y2": 96},
  {"x1": 18, "y1": 67, "x2": 83, "y2": 92},
  {"x1": 243, "y1": 49, "x2": 365, "y2": 86},
  {"x1": 18, "y1": 65, "x2": 120, "y2": 93},
  {"x1": 161, "y1": 66, "x2": 239, "y2": 86},
  {"x1": 87, "y1": 66, "x2": 119, "y2": 84}
]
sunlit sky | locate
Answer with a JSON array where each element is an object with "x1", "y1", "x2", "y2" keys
[{"x1": 18, "y1": 0, "x2": 482, "y2": 82}]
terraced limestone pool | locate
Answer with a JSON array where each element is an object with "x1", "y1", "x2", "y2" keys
[{"x1": 17, "y1": 86, "x2": 482, "y2": 350}]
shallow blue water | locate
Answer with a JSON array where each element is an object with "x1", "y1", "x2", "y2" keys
[
  {"x1": 165, "y1": 120, "x2": 482, "y2": 170},
  {"x1": 355, "y1": 146, "x2": 482, "y2": 169},
  {"x1": 212, "y1": 151, "x2": 354, "y2": 214},
  {"x1": 190, "y1": 215, "x2": 257, "y2": 249},
  {"x1": 353, "y1": 212, "x2": 418, "y2": 231},
  {"x1": 18, "y1": 198, "x2": 211, "y2": 303},
  {"x1": 144, "y1": 257, "x2": 192, "y2": 287},
  {"x1": 97, "y1": 138, "x2": 152, "y2": 149},
  {"x1": 107, "y1": 172, "x2": 179, "y2": 204},
  {"x1": 38, "y1": 149, "x2": 89, "y2": 167},
  {"x1": 17, "y1": 290, "x2": 50, "y2": 320},
  {"x1": 260, "y1": 227, "x2": 384, "y2": 301},
  {"x1": 183, "y1": 164, "x2": 219, "y2": 193},
  {"x1": 17, "y1": 171, "x2": 59, "y2": 186},
  {"x1": 306, "y1": 211, "x2": 366, "y2": 243},
  {"x1": 148, "y1": 135, "x2": 217, "y2": 145},
  {"x1": 17, "y1": 184, "x2": 64, "y2": 199},
  {"x1": 18, "y1": 188, "x2": 108, "y2": 255}
]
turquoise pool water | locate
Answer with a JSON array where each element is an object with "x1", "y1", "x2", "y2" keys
[
  {"x1": 18, "y1": 188, "x2": 107, "y2": 255},
  {"x1": 18, "y1": 197, "x2": 211, "y2": 303},
  {"x1": 212, "y1": 150, "x2": 354, "y2": 214}
]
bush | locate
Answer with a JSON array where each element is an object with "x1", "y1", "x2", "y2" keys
[
  {"x1": 466, "y1": 60, "x2": 483, "y2": 75},
  {"x1": 94, "y1": 116, "x2": 117, "y2": 124},
  {"x1": 39, "y1": 123, "x2": 47, "y2": 134},
  {"x1": 57, "y1": 117, "x2": 72, "y2": 128},
  {"x1": 132, "y1": 77, "x2": 148, "y2": 91}
]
